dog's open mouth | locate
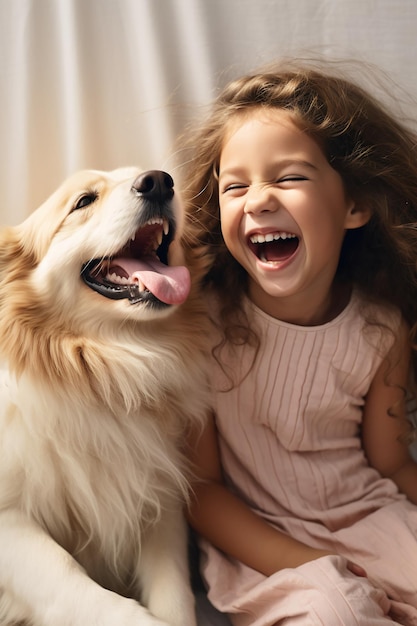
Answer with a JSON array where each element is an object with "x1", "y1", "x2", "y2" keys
[{"x1": 81, "y1": 218, "x2": 191, "y2": 306}]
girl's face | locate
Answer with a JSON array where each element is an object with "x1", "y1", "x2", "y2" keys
[{"x1": 218, "y1": 109, "x2": 369, "y2": 321}]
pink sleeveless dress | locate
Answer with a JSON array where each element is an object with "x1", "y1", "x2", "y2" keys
[{"x1": 200, "y1": 293, "x2": 417, "y2": 625}]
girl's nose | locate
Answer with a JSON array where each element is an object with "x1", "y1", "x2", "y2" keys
[{"x1": 244, "y1": 185, "x2": 278, "y2": 214}]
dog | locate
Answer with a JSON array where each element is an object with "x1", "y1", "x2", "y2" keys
[{"x1": 0, "y1": 167, "x2": 209, "y2": 625}]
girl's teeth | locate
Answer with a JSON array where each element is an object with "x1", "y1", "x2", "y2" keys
[{"x1": 250, "y1": 232, "x2": 296, "y2": 244}]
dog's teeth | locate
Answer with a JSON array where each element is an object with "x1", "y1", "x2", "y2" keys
[
  {"x1": 131, "y1": 276, "x2": 146, "y2": 291},
  {"x1": 163, "y1": 220, "x2": 169, "y2": 236},
  {"x1": 147, "y1": 218, "x2": 162, "y2": 226},
  {"x1": 107, "y1": 272, "x2": 131, "y2": 286},
  {"x1": 156, "y1": 231, "x2": 163, "y2": 247}
]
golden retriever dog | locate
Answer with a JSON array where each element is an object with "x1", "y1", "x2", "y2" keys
[{"x1": 0, "y1": 167, "x2": 209, "y2": 626}]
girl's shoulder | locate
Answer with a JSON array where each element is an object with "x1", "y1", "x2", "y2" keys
[
  {"x1": 346, "y1": 290, "x2": 404, "y2": 361},
  {"x1": 354, "y1": 290, "x2": 403, "y2": 332}
]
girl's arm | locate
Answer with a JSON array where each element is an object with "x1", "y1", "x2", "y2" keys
[
  {"x1": 187, "y1": 413, "x2": 365, "y2": 576},
  {"x1": 363, "y1": 318, "x2": 417, "y2": 504}
]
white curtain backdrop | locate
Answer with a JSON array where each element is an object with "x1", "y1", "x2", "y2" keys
[{"x1": 2, "y1": 0, "x2": 417, "y2": 224}]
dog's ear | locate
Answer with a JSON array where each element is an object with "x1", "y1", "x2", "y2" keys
[
  {"x1": 0, "y1": 227, "x2": 36, "y2": 277},
  {"x1": 0, "y1": 228, "x2": 22, "y2": 262}
]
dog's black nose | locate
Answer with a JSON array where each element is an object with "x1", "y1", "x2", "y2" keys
[{"x1": 132, "y1": 170, "x2": 174, "y2": 201}]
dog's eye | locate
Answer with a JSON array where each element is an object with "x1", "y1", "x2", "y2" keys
[{"x1": 73, "y1": 193, "x2": 98, "y2": 211}]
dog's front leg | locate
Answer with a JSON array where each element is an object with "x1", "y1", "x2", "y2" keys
[
  {"x1": 0, "y1": 509, "x2": 169, "y2": 626},
  {"x1": 138, "y1": 502, "x2": 197, "y2": 626}
]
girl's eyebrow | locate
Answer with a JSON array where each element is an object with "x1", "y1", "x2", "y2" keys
[{"x1": 218, "y1": 159, "x2": 318, "y2": 180}]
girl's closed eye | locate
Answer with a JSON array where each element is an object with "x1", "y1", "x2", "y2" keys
[
  {"x1": 279, "y1": 175, "x2": 308, "y2": 183},
  {"x1": 220, "y1": 182, "x2": 249, "y2": 194}
]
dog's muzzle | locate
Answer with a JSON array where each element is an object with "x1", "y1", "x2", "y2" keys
[{"x1": 81, "y1": 170, "x2": 191, "y2": 307}]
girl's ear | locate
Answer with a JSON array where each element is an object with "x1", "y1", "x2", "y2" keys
[{"x1": 344, "y1": 201, "x2": 371, "y2": 230}]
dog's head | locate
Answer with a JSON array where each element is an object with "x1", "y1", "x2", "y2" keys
[
  {"x1": 0, "y1": 167, "x2": 192, "y2": 328},
  {"x1": 0, "y1": 167, "x2": 210, "y2": 409}
]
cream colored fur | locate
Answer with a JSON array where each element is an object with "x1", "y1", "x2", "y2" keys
[{"x1": 0, "y1": 167, "x2": 209, "y2": 625}]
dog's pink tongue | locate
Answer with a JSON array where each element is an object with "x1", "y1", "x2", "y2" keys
[{"x1": 110, "y1": 257, "x2": 191, "y2": 305}]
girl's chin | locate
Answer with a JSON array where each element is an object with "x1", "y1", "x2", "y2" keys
[{"x1": 248, "y1": 278, "x2": 299, "y2": 302}]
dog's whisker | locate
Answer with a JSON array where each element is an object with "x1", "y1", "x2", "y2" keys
[{"x1": 161, "y1": 149, "x2": 196, "y2": 177}]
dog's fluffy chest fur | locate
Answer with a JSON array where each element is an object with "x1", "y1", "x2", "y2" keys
[{"x1": 0, "y1": 347, "x2": 197, "y2": 586}]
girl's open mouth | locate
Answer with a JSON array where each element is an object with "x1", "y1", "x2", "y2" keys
[{"x1": 248, "y1": 232, "x2": 299, "y2": 263}]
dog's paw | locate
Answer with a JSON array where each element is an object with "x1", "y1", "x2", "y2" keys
[{"x1": 147, "y1": 587, "x2": 197, "y2": 626}]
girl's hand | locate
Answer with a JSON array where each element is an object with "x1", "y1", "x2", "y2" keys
[{"x1": 346, "y1": 560, "x2": 367, "y2": 577}]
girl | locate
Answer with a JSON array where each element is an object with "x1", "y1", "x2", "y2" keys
[{"x1": 183, "y1": 60, "x2": 417, "y2": 625}]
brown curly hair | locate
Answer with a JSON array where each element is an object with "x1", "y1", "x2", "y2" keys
[{"x1": 180, "y1": 59, "x2": 417, "y2": 389}]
